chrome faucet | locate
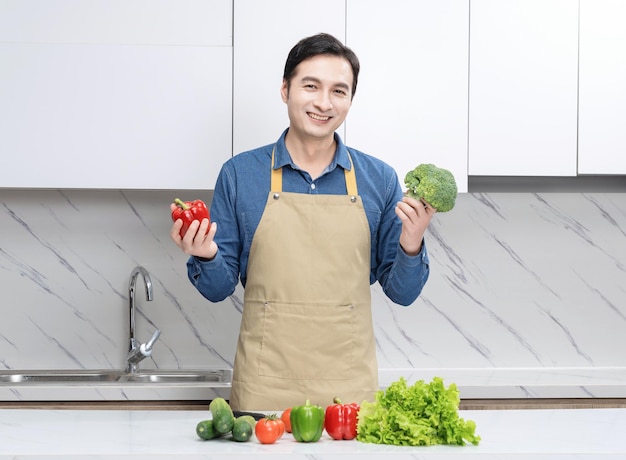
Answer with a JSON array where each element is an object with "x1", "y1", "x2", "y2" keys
[{"x1": 126, "y1": 266, "x2": 161, "y2": 373}]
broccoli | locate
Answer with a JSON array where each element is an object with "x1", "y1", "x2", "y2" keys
[{"x1": 404, "y1": 163, "x2": 458, "y2": 212}]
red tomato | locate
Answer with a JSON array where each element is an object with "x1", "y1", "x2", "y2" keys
[
  {"x1": 280, "y1": 408, "x2": 292, "y2": 433},
  {"x1": 254, "y1": 415, "x2": 285, "y2": 444}
]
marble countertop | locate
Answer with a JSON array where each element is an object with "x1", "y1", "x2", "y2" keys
[{"x1": 2, "y1": 407, "x2": 626, "y2": 459}]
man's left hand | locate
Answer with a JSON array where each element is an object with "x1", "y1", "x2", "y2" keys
[{"x1": 394, "y1": 195, "x2": 436, "y2": 256}]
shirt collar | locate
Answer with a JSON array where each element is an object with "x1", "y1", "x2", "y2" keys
[{"x1": 273, "y1": 129, "x2": 353, "y2": 172}]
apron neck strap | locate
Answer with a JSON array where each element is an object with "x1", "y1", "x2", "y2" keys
[
  {"x1": 270, "y1": 147, "x2": 283, "y2": 192},
  {"x1": 344, "y1": 153, "x2": 358, "y2": 196},
  {"x1": 270, "y1": 146, "x2": 358, "y2": 195}
]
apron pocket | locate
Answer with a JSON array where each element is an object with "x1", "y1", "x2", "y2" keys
[{"x1": 258, "y1": 301, "x2": 356, "y2": 380}]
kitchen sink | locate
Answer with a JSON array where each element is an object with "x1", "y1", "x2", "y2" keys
[
  {"x1": 0, "y1": 371, "x2": 120, "y2": 383},
  {"x1": 122, "y1": 371, "x2": 224, "y2": 383},
  {"x1": 0, "y1": 369, "x2": 231, "y2": 385}
]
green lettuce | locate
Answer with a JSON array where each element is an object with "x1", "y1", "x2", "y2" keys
[{"x1": 356, "y1": 376, "x2": 480, "y2": 446}]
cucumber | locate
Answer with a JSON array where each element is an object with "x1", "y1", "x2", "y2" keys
[
  {"x1": 231, "y1": 415, "x2": 255, "y2": 442},
  {"x1": 196, "y1": 419, "x2": 222, "y2": 440},
  {"x1": 209, "y1": 397, "x2": 235, "y2": 434}
]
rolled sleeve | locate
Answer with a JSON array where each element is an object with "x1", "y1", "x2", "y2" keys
[
  {"x1": 187, "y1": 253, "x2": 237, "y2": 302},
  {"x1": 382, "y1": 241, "x2": 430, "y2": 306}
]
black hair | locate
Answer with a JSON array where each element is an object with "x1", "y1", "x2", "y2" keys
[{"x1": 283, "y1": 33, "x2": 360, "y2": 99}]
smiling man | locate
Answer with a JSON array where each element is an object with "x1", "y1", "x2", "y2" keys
[{"x1": 170, "y1": 33, "x2": 435, "y2": 411}]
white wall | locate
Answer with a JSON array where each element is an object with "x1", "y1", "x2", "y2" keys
[{"x1": 2, "y1": 189, "x2": 625, "y2": 399}]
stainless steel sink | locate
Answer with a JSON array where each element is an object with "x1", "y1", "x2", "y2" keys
[
  {"x1": 121, "y1": 370, "x2": 227, "y2": 383},
  {"x1": 0, "y1": 369, "x2": 231, "y2": 385},
  {"x1": 1, "y1": 371, "x2": 120, "y2": 383}
]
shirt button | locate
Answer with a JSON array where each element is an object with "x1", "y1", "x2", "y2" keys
[{"x1": 310, "y1": 183, "x2": 316, "y2": 190}]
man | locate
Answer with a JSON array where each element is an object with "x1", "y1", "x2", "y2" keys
[{"x1": 170, "y1": 33, "x2": 435, "y2": 411}]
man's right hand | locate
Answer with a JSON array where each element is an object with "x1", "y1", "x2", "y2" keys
[{"x1": 169, "y1": 203, "x2": 218, "y2": 260}]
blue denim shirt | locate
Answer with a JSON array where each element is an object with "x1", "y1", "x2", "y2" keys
[{"x1": 187, "y1": 129, "x2": 429, "y2": 306}]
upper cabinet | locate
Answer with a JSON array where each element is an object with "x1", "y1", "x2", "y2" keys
[
  {"x1": 468, "y1": 0, "x2": 579, "y2": 176},
  {"x1": 3, "y1": 1, "x2": 624, "y2": 190},
  {"x1": 578, "y1": 0, "x2": 626, "y2": 174},
  {"x1": 232, "y1": 0, "x2": 346, "y2": 155},
  {"x1": 0, "y1": 0, "x2": 232, "y2": 189},
  {"x1": 345, "y1": 0, "x2": 470, "y2": 192},
  {"x1": 0, "y1": 0, "x2": 232, "y2": 46}
]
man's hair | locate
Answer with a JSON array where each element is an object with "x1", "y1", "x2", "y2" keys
[{"x1": 283, "y1": 33, "x2": 360, "y2": 99}]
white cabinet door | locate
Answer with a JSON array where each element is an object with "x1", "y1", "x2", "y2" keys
[
  {"x1": 578, "y1": 0, "x2": 626, "y2": 174},
  {"x1": 0, "y1": 0, "x2": 232, "y2": 46},
  {"x1": 468, "y1": 0, "x2": 578, "y2": 176},
  {"x1": 0, "y1": 0, "x2": 232, "y2": 189},
  {"x1": 233, "y1": 0, "x2": 346, "y2": 155},
  {"x1": 346, "y1": 0, "x2": 469, "y2": 192},
  {"x1": 0, "y1": 44, "x2": 231, "y2": 189}
]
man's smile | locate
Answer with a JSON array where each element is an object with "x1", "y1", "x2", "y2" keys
[{"x1": 308, "y1": 112, "x2": 331, "y2": 121}]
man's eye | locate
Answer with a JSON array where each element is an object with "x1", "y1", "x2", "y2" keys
[{"x1": 334, "y1": 89, "x2": 347, "y2": 96}]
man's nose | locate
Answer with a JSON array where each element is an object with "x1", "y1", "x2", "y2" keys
[{"x1": 314, "y1": 92, "x2": 333, "y2": 111}]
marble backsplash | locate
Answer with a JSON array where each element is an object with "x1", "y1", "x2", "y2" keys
[{"x1": 1, "y1": 189, "x2": 625, "y2": 398}]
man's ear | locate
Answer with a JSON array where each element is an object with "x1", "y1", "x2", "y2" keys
[{"x1": 280, "y1": 79, "x2": 289, "y2": 103}]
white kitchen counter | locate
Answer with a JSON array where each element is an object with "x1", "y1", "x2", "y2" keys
[
  {"x1": 4, "y1": 367, "x2": 626, "y2": 402},
  {"x1": 1, "y1": 407, "x2": 626, "y2": 459}
]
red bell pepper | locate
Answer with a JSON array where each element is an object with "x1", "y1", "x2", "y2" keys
[
  {"x1": 171, "y1": 198, "x2": 210, "y2": 238},
  {"x1": 324, "y1": 397, "x2": 359, "y2": 440}
]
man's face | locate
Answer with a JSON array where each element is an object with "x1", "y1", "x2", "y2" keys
[{"x1": 281, "y1": 54, "x2": 353, "y2": 142}]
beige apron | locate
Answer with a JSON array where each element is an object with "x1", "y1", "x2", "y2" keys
[{"x1": 228, "y1": 149, "x2": 379, "y2": 411}]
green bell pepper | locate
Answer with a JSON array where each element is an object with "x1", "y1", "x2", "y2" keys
[{"x1": 290, "y1": 399, "x2": 325, "y2": 442}]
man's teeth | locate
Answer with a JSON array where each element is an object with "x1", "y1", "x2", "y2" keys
[{"x1": 309, "y1": 113, "x2": 329, "y2": 121}]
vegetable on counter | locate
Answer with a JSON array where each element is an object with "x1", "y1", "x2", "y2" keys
[
  {"x1": 231, "y1": 415, "x2": 256, "y2": 442},
  {"x1": 195, "y1": 419, "x2": 223, "y2": 440},
  {"x1": 290, "y1": 399, "x2": 325, "y2": 443},
  {"x1": 404, "y1": 164, "x2": 458, "y2": 212},
  {"x1": 324, "y1": 397, "x2": 359, "y2": 440},
  {"x1": 280, "y1": 407, "x2": 292, "y2": 433},
  {"x1": 208, "y1": 397, "x2": 235, "y2": 435},
  {"x1": 171, "y1": 198, "x2": 210, "y2": 238},
  {"x1": 197, "y1": 399, "x2": 255, "y2": 443},
  {"x1": 254, "y1": 414, "x2": 285, "y2": 444},
  {"x1": 356, "y1": 376, "x2": 480, "y2": 446}
]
